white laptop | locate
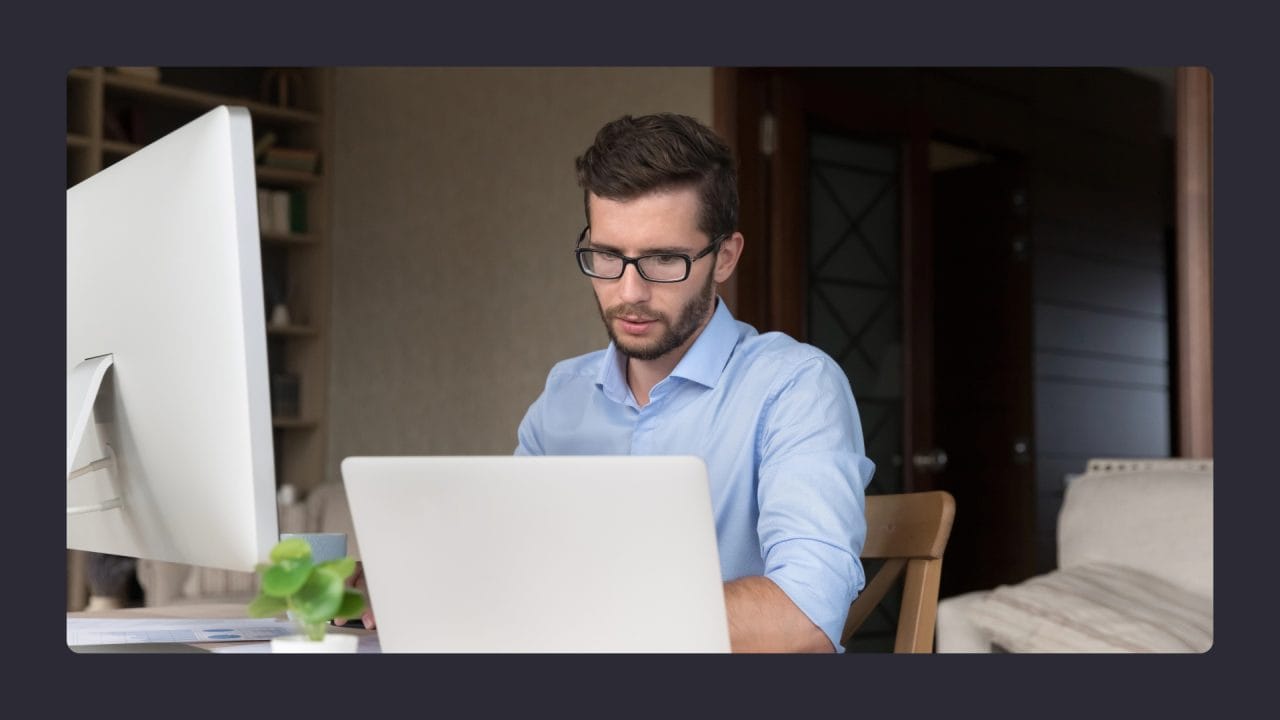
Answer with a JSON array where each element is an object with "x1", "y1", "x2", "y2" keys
[{"x1": 340, "y1": 456, "x2": 731, "y2": 653}]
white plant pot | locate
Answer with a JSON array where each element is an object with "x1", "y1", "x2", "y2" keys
[{"x1": 270, "y1": 633, "x2": 359, "y2": 653}]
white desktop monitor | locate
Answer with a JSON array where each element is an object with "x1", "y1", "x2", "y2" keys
[{"x1": 66, "y1": 105, "x2": 279, "y2": 572}]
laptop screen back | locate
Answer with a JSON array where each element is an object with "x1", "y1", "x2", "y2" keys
[{"x1": 341, "y1": 455, "x2": 730, "y2": 652}]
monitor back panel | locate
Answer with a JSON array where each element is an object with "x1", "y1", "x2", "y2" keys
[{"x1": 66, "y1": 106, "x2": 276, "y2": 571}]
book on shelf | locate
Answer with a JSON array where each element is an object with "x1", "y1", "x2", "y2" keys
[
  {"x1": 261, "y1": 147, "x2": 320, "y2": 174},
  {"x1": 257, "y1": 189, "x2": 309, "y2": 235},
  {"x1": 257, "y1": 189, "x2": 273, "y2": 234},
  {"x1": 289, "y1": 189, "x2": 308, "y2": 233},
  {"x1": 271, "y1": 191, "x2": 291, "y2": 236}
]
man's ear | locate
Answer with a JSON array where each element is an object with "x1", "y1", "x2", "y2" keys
[{"x1": 713, "y1": 232, "x2": 744, "y2": 284}]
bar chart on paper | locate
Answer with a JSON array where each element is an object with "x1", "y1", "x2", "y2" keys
[{"x1": 67, "y1": 617, "x2": 294, "y2": 646}]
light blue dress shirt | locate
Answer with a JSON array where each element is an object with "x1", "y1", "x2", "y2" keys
[{"x1": 515, "y1": 298, "x2": 874, "y2": 651}]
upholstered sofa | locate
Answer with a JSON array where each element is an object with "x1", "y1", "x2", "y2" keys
[
  {"x1": 135, "y1": 481, "x2": 359, "y2": 606},
  {"x1": 935, "y1": 458, "x2": 1213, "y2": 653}
]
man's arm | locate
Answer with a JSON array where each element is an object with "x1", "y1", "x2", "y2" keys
[
  {"x1": 724, "y1": 576, "x2": 834, "y2": 653},
  {"x1": 750, "y1": 353, "x2": 874, "y2": 652}
]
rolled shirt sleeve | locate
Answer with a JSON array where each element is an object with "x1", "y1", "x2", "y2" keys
[{"x1": 755, "y1": 354, "x2": 875, "y2": 651}]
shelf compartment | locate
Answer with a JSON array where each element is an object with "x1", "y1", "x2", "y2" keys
[
  {"x1": 95, "y1": 141, "x2": 323, "y2": 191},
  {"x1": 101, "y1": 139, "x2": 142, "y2": 156},
  {"x1": 101, "y1": 72, "x2": 321, "y2": 125},
  {"x1": 256, "y1": 165, "x2": 321, "y2": 186}
]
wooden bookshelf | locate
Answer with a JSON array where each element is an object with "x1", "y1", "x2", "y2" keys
[
  {"x1": 66, "y1": 67, "x2": 334, "y2": 611},
  {"x1": 101, "y1": 138, "x2": 140, "y2": 155},
  {"x1": 85, "y1": 69, "x2": 322, "y2": 125}
]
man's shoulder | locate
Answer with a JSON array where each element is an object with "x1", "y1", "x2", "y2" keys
[
  {"x1": 735, "y1": 328, "x2": 838, "y2": 374},
  {"x1": 726, "y1": 328, "x2": 856, "y2": 401},
  {"x1": 543, "y1": 348, "x2": 607, "y2": 385}
]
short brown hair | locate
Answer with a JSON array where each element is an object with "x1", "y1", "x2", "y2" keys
[{"x1": 575, "y1": 113, "x2": 738, "y2": 241}]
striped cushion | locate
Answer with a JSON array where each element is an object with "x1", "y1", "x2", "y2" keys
[{"x1": 965, "y1": 563, "x2": 1212, "y2": 653}]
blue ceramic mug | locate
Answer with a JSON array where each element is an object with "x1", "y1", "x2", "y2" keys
[{"x1": 279, "y1": 532, "x2": 347, "y2": 563}]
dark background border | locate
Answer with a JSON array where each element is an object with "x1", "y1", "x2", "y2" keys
[{"x1": 18, "y1": 0, "x2": 1272, "y2": 714}]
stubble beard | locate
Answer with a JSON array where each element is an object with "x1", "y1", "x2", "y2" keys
[{"x1": 597, "y1": 270, "x2": 717, "y2": 362}]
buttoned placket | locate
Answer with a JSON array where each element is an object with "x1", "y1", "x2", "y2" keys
[{"x1": 629, "y1": 376, "x2": 681, "y2": 455}]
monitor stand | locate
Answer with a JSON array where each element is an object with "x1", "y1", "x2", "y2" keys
[{"x1": 67, "y1": 354, "x2": 122, "y2": 514}]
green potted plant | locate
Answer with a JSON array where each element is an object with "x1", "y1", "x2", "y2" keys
[{"x1": 248, "y1": 536, "x2": 366, "y2": 653}]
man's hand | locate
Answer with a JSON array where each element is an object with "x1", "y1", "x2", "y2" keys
[
  {"x1": 334, "y1": 560, "x2": 377, "y2": 629},
  {"x1": 723, "y1": 576, "x2": 833, "y2": 653}
]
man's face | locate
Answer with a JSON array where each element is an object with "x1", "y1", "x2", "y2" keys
[{"x1": 585, "y1": 187, "x2": 720, "y2": 362}]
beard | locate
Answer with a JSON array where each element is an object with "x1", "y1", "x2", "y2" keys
[{"x1": 597, "y1": 270, "x2": 717, "y2": 362}]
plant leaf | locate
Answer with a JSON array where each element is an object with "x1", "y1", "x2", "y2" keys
[
  {"x1": 317, "y1": 556, "x2": 356, "y2": 580},
  {"x1": 261, "y1": 557, "x2": 312, "y2": 597},
  {"x1": 334, "y1": 588, "x2": 366, "y2": 619},
  {"x1": 270, "y1": 537, "x2": 313, "y2": 563},
  {"x1": 291, "y1": 566, "x2": 344, "y2": 624},
  {"x1": 247, "y1": 593, "x2": 288, "y2": 618}
]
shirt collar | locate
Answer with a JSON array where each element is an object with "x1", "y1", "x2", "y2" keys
[
  {"x1": 595, "y1": 296, "x2": 739, "y2": 401},
  {"x1": 596, "y1": 341, "x2": 631, "y2": 405},
  {"x1": 668, "y1": 297, "x2": 738, "y2": 390}
]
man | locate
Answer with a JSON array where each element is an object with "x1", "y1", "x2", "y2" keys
[
  {"x1": 515, "y1": 113, "x2": 874, "y2": 652},
  {"x1": 344, "y1": 113, "x2": 873, "y2": 652}
]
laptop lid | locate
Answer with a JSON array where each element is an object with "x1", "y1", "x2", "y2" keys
[{"x1": 340, "y1": 455, "x2": 731, "y2": 652}]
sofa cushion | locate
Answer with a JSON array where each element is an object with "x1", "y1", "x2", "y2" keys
[
  {"x1": 936, "y1": 591, "x2": 999, "y2": 653},
  {"x1": 1058, "y1": 468, "x2": 1212, "y2": 599},
  {"x1": 963, "y1": 562, "x2": 1212, "y2": 652}
]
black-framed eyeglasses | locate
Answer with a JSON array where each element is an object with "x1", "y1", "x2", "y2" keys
[{"x1": 574, "y1": 226, "x2": 726, "y2": 283}]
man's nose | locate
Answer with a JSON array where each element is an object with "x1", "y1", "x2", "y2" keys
[{"x1": 616, "y1": 262, "x2": 651, "y2": 305}]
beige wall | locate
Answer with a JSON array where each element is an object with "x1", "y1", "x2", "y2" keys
[{"x1": 327, "y1": 67, "x2": 713, "y2": 482}]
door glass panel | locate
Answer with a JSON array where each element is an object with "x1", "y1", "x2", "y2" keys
[
  {"x1": 808, "y1": 131, "x2": 903, "y2": 496},
  {"x1": 808, "y1": 131, "x2": 904, "y2": 653}
]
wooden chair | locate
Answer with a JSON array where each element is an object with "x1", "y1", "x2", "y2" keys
[{"x1": 841, "y1": 490, "x2": 956, "y2": 652}]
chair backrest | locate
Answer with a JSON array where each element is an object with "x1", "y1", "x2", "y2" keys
[{"x1": 841, "y1": 490, "x2": 955, "y2": 652}]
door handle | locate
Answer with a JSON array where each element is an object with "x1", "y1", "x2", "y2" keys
[{"x1": 912, "y1": 448, "x2": 948, "y2": 472}]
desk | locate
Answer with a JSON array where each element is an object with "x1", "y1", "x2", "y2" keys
[{"x1": 67, "y1": 602, "x2": 375, "y2": 653}]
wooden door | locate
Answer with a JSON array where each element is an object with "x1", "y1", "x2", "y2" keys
[{"x1": 931, "y1": 158, "x2": 1037, "y2": 597}]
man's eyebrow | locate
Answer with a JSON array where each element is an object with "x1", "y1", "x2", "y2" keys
[{"x1": 586, "y1": 240, "x2": 695, "y2": 255}]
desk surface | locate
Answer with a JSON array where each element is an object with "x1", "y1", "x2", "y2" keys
[
  {"x1": 70, "y1": 602, "x2": 255, "y2": 620},
  {"x1": 67, "y1": 602, "x2": 374, "y2": 653}
]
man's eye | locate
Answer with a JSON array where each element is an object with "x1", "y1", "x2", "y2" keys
[{"x1": 652, "y1": 255, "x2": 682, "y2": 265}]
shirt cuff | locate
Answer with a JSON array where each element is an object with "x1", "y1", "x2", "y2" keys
[{"x1": 764, "y1": 537, "x2": 864, "y2": 652}]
